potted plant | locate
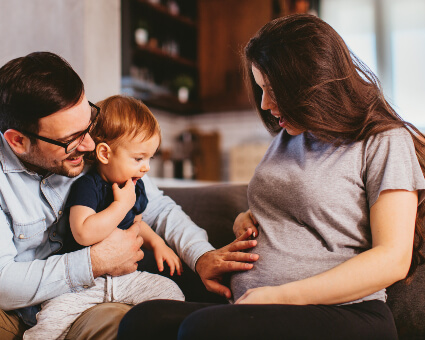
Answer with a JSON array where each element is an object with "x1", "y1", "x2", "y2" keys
[
  {"x1": 172, "y1": 74, "x2": 194, "y2": 103},
  {"x1": 135, "y1": 20, "x2": 149, "y2": 46}
]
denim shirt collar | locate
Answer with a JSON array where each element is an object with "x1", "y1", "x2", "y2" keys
[
  {"x1": 0, "y1": 134, "x2": 29, "y2": 173},
  {"x1": 0, "y1": 133, "x2": 52, "y2": 180}
]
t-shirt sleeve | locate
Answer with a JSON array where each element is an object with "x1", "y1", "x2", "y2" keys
[
  {"x1": 364, "y1": 128, "x2": 425, "y2": 208},
  {"x1": 65, "y1": 175, "x2": 99, "y2": 211}
]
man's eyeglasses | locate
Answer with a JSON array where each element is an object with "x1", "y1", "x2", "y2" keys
[{"x1": 22, "y1": 101, "x2": 100, "y2": 154}]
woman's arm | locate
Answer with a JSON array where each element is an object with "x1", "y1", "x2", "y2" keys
[
  {"x1": 69, "y1": 179, "x2": 136, "y2": 246},
  {"x1": 236, "y1": 189, "x2": 417, "y2": 305}
]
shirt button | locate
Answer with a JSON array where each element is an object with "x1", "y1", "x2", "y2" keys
[
  {"x1": 58, "y1": 210, "x2": 62, "y2": 215},
  {"x1": 18, "y1": 234, "x2": 25, "y2": 239},
  {"x1": 83, "y1": 285, "x2": 89, "y2": 289}
]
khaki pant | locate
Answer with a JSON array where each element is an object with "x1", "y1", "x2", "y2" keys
[{"x1": 0, "y1": 303, "x2": 131, "y2": 340}]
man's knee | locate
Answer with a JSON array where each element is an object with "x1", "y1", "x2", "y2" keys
[
  {"x1": 0, "y1": 309, "x2": 28, "y2": 340},
  {"x1": 65, "y1": 303, "x2": 131, "y2": 340}
]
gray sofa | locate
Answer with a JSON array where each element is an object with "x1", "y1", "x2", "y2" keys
[{"x1": 162, "y1": 184, "x2": 425, "y2": 340}]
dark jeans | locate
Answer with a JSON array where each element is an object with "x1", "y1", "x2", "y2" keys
[{"x1": 118, "y1": 299, "x2": 398, "y2": 340}]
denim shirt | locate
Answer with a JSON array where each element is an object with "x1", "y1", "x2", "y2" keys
[
  {"x1": 0, "y1": 134, "x2": 214, "y2": 326},
  {"x1": 0, "y1": 135, "x2": 95, "y2": 325}
]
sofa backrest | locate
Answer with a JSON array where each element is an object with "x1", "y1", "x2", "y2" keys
[{"x1": 163, "y1": 184, "x2": 248, "y2": 248}]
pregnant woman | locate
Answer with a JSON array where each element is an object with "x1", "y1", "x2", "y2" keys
[{"x1": 118, "y1": 14, "x2": 425, "y2": 340}]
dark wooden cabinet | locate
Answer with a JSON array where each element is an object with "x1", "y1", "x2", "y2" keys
[
  {"x1": 122, "y1": 0, "x2": 315, "y2": 114},
  {"x1": 198, "y1": 0, "x2": 272, "y2": 112},
  {"x1": 197, "y1": 0, "x2": 317, "y2": 112},
  {"x1": 121, "y1": 0, "x2": 200, "y2": 113}
]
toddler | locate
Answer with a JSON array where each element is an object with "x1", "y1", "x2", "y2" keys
[{"x1": 24, "y1": 95, "x2": 184, "y2": 340}]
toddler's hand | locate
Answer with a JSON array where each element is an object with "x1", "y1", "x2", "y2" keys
[
  {"x1": 112, "y1": 179, "x2": 136, "y2": 211},
  {"x1": 153, "y1": 242, "x2": 183, "y2": 276}
]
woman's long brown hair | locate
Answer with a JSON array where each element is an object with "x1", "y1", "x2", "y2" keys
[{"x1": 244, "y1": 14, "x2": 425, "y2": 280}]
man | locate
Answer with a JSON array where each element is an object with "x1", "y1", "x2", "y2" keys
[{"x1": 0, "y1": 52, "x2": 257, "y2": 340}]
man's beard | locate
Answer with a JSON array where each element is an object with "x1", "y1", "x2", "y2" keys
[
  {"x1": 47, "y1": 154, "x2": 86, "y2": 177},
  {"x1": 19, "y1": 144, "x2": 86, "y2": 178}
]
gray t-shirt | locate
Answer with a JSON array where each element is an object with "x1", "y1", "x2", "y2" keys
[{"x1": 230, "y1": 128, "x2": 425, "y2": 303}]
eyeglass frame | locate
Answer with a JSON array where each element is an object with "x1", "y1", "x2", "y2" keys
[{"x1": 22, "y1": 101, "x2": 100, "y2": 154}]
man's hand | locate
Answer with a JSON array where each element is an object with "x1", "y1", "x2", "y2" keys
[
  {"x1": 195, "y1": 229, "x2": 259, "y2": 299},
  {"x1": 233, "y1": 209, "x2": 259, "y2": 238},
  {"x1": 90, "y1": 221, "x2": 144, "y2": 278}
]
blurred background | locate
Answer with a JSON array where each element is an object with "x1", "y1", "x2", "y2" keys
[{"x1": 1, "y1": 0, "x2": 424, "y2": 185}]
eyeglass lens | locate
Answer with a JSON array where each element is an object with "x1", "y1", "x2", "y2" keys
[{"x1": 65, "y1": 105, "x2": 98, "y2": 153}]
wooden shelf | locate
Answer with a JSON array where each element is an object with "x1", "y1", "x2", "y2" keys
[
  {"x1": 134, "y1": 45, "x2": 197, "y2": 69},
  {"x1": 122, "y1": 76, "x2": 200, "y2": 114},
  {"x1": 122, "y1": 0, "x2": 199, "y2": 114},
  {"x1": 136, "y1": 0, "x2": 197, "y2": 28},
  {"x1": 144, "y1": 94, "x2": 200, "y2": 114}
]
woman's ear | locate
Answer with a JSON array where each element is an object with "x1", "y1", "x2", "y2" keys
[
  {"x1": 96, "y1": 142, "x2": 112, "y2": 164},
  {"x1": 3, "y1": 129, "x2": 31, "y2": 154}
]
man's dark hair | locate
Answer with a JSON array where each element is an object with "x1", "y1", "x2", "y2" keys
[{"x1": 0, "y1": 51, "x2": 84, "y2": 134}]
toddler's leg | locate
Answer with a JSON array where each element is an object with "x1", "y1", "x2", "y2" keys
[
  {"x1": 112, "y1": 271, "x2": 185, "y2": 305},
  {"x1": 23, "y1": 277, "x2": 107, "y2": 340}
]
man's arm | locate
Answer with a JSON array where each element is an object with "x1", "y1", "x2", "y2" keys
[
  {"x1": 0, "y1": 209, "x2": 143, "y2": 310},
  {"x1": 142, "y1": 176, "x2": 258, "y2": 296},
  {"x1": 142, "y1": 175, "x2": 216, "y2": 271},
  {"x1": 90, "y1": 222, "x2": 144, "y2": 278},
  {"x1": 0, "y1": 203, "x2": 94, "y2": 310}
]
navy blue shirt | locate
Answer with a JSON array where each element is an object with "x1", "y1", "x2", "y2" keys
[{"x1": 63, "y1": 169, "x2": 148, "y2": 252}]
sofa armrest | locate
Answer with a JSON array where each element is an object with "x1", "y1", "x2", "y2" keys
[{"x1": 386, "y1": 244, "x2": 425, "y2": 339}]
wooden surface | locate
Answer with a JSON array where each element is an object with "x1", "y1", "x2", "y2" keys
[{"x1": 198, "y1": 0, "x2": 272, "y2": 112}]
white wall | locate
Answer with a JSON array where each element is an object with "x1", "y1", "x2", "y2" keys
[{"x1": 0, "y1": 0, "x2": 121, "y2": 102}]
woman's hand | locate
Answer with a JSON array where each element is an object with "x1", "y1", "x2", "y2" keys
[
  {"x1": 235, "y1": 286, "x2": 282, "y2": 304},
  {"x1": 233, "y1": 210, "x2": 259, "y2": 238}
]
